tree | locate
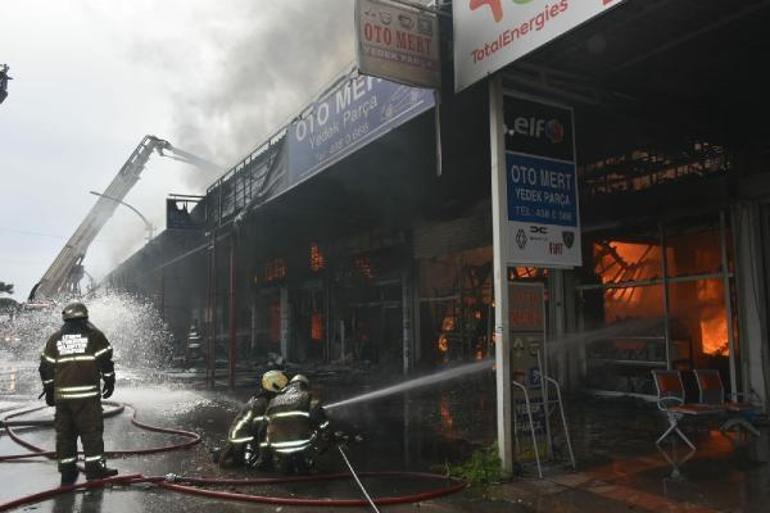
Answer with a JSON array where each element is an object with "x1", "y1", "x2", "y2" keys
[{"x1": 0, "y1": 282, "x2": 14, "y2": 295}]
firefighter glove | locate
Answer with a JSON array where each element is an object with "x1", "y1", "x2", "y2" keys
[
  {"x1": 43, "y1": 383, "x2": 55, "y2": 407},
  {"x1": 102, "y1": 375, "x2": 115, "y2": 399}
]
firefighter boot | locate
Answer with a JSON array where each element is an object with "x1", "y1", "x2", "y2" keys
[
  {"x1": 60, "y1": 464, "x2": 79, "y2": 487},
  {"x1": 85, "y1": 459, "x2": 118, "y2": 481}
]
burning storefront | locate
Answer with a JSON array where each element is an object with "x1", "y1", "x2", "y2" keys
[{"x1": 102, "y1": 3, "x2": 770, "y2": 430}]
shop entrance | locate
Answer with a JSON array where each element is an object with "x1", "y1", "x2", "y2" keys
[
  {"x1": 577, "y1": 212, "x2": 737, "y2": 399},
  {"x1": 349, "y1": 277, "x2": 403, "y2": 370}
]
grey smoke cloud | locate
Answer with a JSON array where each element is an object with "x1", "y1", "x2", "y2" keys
[
  {"x1": 2, "y1": 0, "x2": 433, "y2": 298},
  {"x1": 103, "y1": 0, "x2": 357, "y2": 263},
  {"x1": 168, "y1": 0, "x2": 356, "y2": 190}
]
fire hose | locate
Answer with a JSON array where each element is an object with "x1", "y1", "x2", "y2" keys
[{"x1": 0, "y1": 401, "x2": 467, "y2": 511}]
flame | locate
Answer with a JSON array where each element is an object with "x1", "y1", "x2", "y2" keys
[
  {"x1": 696, "y1": 280, "x2": 728, "y2": 356},
  {"x1": 595, "y1": 241, "x2": 663, "y2": 322},
  {"x1": 437, "y1": 334, "x2": 449, "y2": 353},
  {"x1": 311, "y1": 312, "x2": 324, "y2": 342},
  {"x1": 438, "y1": 395, "x2": 454, "y2": 434},
  {"x1": 595, "y1": 240, "x2": 729, "y2": 358},
  {"x1": 310, "y1": 243, "x2": 326, "y2": 272},
  {"x1": 700, "y1": 316, "x2": 728, "y2": 356}
]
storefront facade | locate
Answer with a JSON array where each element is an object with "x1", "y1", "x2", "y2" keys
[{"x1": 103, "y1": 1, "x2": 770, "y2": 424}]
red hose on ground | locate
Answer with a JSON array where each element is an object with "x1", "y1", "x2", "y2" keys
[
  {"x1": 0, "y1": 401, "x2": 200, "y2": 461},
  {"x1": 0, "y1": 401, "x2": 468, "y2": 511}
]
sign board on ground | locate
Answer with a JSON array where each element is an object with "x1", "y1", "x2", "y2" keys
[
  {"x1": 503, "y1": 94, "x2": 581, "y2": 267},
  {"x1": 287, "y1": 74, "x2": 434, "y2": 185},
  {"x1": 453, "y1": 0, "x2": 625, "y2": 91},
  {"x1": 356, "y1": 0, "x2": 441, "y2": 88},
  {"x1": 509, "y1": 282, "x2": 548, "y2": 461}
]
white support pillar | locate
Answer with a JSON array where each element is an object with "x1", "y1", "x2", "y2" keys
[
  {"x1": 489, "y1": 74, "x2": 513, "y2": 474},
  {"x1": 549, "y1": 269, "x2": 567, "y2": 384},
  {"x1": 732, "y1": 203, "x2": 770, "y2": 410}
]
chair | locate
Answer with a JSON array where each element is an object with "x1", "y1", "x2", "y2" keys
[
  {"x1": 693, "y1": 369, "x2": 760, "y2": 437},
  {"x1": 651, "y1": 370, "x2": 723, "y2": 450}
]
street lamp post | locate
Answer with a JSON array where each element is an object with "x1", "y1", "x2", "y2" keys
[{"x1": 88, "y1": 191, "x2": 154, "y2": 241}]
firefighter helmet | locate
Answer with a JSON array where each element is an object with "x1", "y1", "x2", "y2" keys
[
  {"x1": 289, "y1": 374, "x2": 310, "y2": 388},
  {"x1": 261, "y1": 370, "x2": 288, "y2": 392},
  {"x1": 62, "y1": 302, "x2": 88, "y2": 321}
]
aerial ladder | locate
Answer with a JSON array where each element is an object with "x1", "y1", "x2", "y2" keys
[
  {"x1": 29, "y1": 135, "x2": 218, "y2": 300},
  {"x1": 0, "y1": 64, "x2": 11, "y2": 105}
]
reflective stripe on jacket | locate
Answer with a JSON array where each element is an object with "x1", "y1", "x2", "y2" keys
[
  {"x1": 228, "y1": 395, "x2": 271, "y2": 444},
  {"x1": 264, "y1": 383, "x2": 324, "y2": 454}
]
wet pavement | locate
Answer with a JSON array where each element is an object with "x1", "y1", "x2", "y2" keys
[{"x1": 1, "y1": 360, "x2": 769, "y2": 512}]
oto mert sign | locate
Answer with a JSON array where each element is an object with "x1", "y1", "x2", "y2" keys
[
  {"x1": 504, "y1": 95, "x2": 581, "y2": 268},
  {"x1": 453, "y1": 0, "x2": 625, "y2": 91},
  {"x1": 356, "y1": 0, "x2": 441, "y2": 88},
  {"x1": 287, "y1": 74, "x2": 434, "y2": 185}
]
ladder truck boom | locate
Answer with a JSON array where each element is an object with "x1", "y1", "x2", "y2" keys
[{"x1": 30, "y1": 135, "x2": 170, "y2": 300}]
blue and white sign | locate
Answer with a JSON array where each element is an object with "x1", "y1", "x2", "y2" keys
[
  {"x1": 506, "y1": 154, "x2": 578, "y2": 227},
  {"x1": 503, "y1": 95, "x2": 581, "y2": 267},
  {"x1": 287, "y1": 74, "x2": 434, "y2": 185}
]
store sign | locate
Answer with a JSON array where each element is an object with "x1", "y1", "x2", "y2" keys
[
  {"x1": 504, "y1": 95, "x2": 581, "y2": 267},
  {"x1": 453, "y1": 0, "x2": 625, "y2": 91},
  {"x1": 356, "y1": 0, "x2": 441, "y2": 88},
  {"x1": 166, "y1": 199, "x2": 203, "y2": 230},
  {"x1": 287, "y1": 74, "x2": 434, "y2": 184}
]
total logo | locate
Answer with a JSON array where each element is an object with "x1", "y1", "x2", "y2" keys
[
  {"x1": 470, "y1": 0, "x2": 536, "y2": 23},
  {"x1": 506, "y1": 116, "x2": 565, "y2": 144}
]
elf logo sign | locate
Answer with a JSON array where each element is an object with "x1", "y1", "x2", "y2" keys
[
  {"x1": 508, "y1": 116, "x2": 564, "y2": 144},
  {"x1": 454, "y1": 0, "x2": 625, "y2": 91}
]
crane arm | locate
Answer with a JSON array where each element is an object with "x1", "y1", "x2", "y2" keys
[{"x1": 30, "y1": 135, "x2": 169, "y2": 299}]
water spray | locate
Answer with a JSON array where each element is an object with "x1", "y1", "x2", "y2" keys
[
  {"x1": 325, "y1": 359, "x2": 494, "y2": 411},
  {"x1": 324, "y1": 319, "x2": 659, "y2": 411}
]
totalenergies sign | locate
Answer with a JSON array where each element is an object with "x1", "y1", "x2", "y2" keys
[{"x1": 453, "y1": 0, "x2": 624, "y2": 91}]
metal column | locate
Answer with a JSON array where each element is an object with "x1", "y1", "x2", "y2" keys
[
  {"x1": 720, "y1": 210, "x2": 738, "y2": 400},
  {"x1": 489, "y1": 74, "x2": 513, "y2": 474},
  {"x1": 207, "y1": 231, "x2": 217, "y2": 388},
  {"x1": 402, "y1": 266, "x2": 413, "y2": 375},
  {"x1": 228, "y1": 238, "x2": 238, "y2": 390},
  {"x1": 280, "y1": 285, "x2": 290, "y2": 361},
  {"x1": 659, "y1": 223, "x2": 672, "y2": 370}
]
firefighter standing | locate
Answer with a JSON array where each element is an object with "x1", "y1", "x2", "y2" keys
[
  {"x1": 265, "y1": 374, "x2": 330, "y2": 474},
  {"x1": 39, "y1": 302, "x2": 118, "y2": 486},
  {"x1": 217, "y1": 369, "x2": 288, "y2": 468}
]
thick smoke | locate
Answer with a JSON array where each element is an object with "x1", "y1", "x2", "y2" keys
[{"x1": 170, "y1": 0, "x2": 356, "y2": 190}]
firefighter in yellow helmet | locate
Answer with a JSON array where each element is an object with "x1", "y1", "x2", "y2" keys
[
  {"x1": 264, "y1": 374, "x2": 330, "y2": 474},
  {"x1": 217, "y1": 369, "x2": 288, "y2": 468},
  {"x1": 39, "y1": 302, "x2": 118, "y2": 486}
]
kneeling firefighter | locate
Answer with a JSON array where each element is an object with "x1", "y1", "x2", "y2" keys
[
  {"x1": 264, "y1": 374, "x2": 331, "y2": 474},
  {"x1": 38, "y1": 302, "x2": 118, "y2": 486},
  {"x1": 217, "y1": 370, "x2": 288, "y2": 468}
]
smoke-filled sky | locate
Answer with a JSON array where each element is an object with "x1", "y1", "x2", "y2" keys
[{"x1": 0, "y1": 0, "x2": 357, "y2": 301}]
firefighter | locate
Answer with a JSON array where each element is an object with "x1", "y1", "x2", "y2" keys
[
  {"x1": 264, "y1": 374, "x2": 331, "y2": 474},
  {"x1": 217, "y1": 369, "x2": 288, "y2": 468},
  {"x1": 39, "y1": 302, "x2": 118, "y2": 486}
]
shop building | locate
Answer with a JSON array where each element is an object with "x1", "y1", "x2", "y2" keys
[{"x1": 105, "y1": 2, "x2": 770, "y2": 419}]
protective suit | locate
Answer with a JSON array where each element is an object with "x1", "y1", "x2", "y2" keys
[
  {"x1": 264, "y1": 374, "x2": 330, "y2": 474},
  {"x1": 38, "y1": 302, "x2": 118, "y2": 486},
  {"x1": 218, "y1": 370, "x2": 288, "y2": 468}
]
